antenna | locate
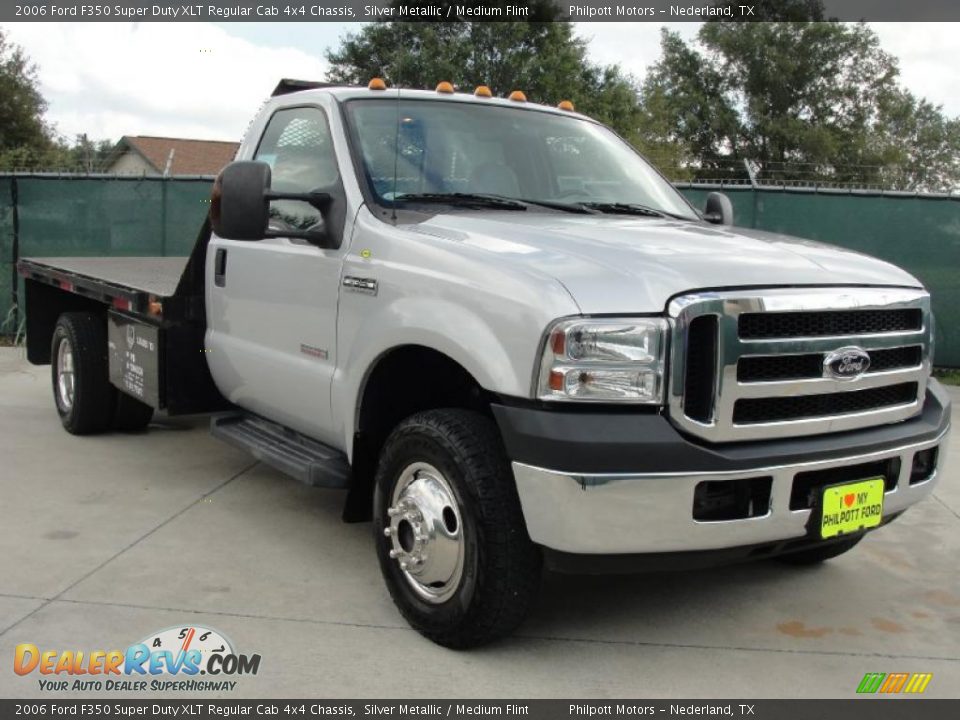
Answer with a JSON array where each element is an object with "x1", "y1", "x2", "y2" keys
[{"x1": 390, "y1": 24, "x2": 404, "y2": 224}]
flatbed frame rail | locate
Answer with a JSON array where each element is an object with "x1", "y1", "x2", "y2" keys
[{"x1": 17, "y1": 256, "x2": 189, "y2": 317}]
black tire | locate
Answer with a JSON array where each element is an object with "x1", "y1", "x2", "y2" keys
[
  {"x1": 373, "y1": 409, "x2": 542, "y2": 648},
  {"x1": 112, "y1": 392, "x2": 154, "y2": 432},
  {"x1": 775, "y1": 536, "x2": 863, "y2": 566},
  {"x1": 50, "y1": 312, "x2": 116, "y2": 435}
]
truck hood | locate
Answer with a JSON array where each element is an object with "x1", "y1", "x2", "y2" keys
[{"x1": 408, "y1": 212, "x2": 923, "y2": 314}]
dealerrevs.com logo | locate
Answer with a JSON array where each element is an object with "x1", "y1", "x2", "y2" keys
[{"x1": 14, "y1": 625, "x2": 261, "y2": 692}]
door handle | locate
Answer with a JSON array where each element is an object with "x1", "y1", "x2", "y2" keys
[{"x1": 214, "y1": 248, "x2": 227, "y2": 287}]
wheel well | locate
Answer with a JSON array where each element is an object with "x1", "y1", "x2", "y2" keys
[
  {"x1": 344, "y1": 346, "x2": 491, "y2": 522},
  {"x1": 24, "y1": 280, "x2": 107, "y2": 365}
]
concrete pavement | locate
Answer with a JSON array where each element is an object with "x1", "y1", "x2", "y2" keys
[{"x1": 1, "y1": 346, "x2": 958, "y2": 699}]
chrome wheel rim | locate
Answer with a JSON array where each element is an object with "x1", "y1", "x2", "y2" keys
[
  {"x1": 56, "y1": 337, "x2": 76, "y2": 411},
  {"x1": 384, "y1": 462, "x2": 465, "y2": 604}
]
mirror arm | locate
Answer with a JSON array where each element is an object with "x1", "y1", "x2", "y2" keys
[{"x1": 265, "y1": 190, "x2": 333, "y2": 213}]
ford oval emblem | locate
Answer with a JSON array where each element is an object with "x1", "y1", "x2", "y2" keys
[{"x1": 824, "y1": 347, "x2": 871, "y2": 380}]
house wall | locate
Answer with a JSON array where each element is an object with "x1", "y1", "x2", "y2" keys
[{"x1": 107, "y1": 152, "x2": 157, "y2": 175}]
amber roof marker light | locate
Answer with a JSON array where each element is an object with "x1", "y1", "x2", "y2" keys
[
  {"x1": 474, "y1": 85, "x2": 493, "y2": 98},
  {"x1": 558, "y1": 100, "x2": 575, "y2": 112},
  {"x1": 508, "y1": 90, "x2": 527, "y2": 102},
  {"x1": 436, "y1": 81, "x2": 455, "y2": 94},
  {"x1": 368, "y1": 77, "x2": 387, "y2": 91}
]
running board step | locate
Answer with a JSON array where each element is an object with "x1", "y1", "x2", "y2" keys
[{"x1": 211, "y1": 414, "x2": 350, "y2": 488}]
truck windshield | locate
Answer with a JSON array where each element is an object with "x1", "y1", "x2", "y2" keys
[{"x1": 344, "y1": 98, "x2": 698, "y2": 220}]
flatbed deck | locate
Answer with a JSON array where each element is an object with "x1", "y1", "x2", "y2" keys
[{"x1": 19, "y1": 257, "x2": 189, "y2": 298}]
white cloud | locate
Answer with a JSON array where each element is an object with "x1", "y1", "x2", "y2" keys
[
  {"x1": 3, "y1": 22, "x2": 329, "y2": 142},
  {"x1": 574, "y1": 22, "x2": 700, "y2": 84},
  {"x1": 2, "y1": 20, "x2": 957, "y2": 145},
  {"x1": 870, "y1": 23, "x2": 960, "y2": 115}
]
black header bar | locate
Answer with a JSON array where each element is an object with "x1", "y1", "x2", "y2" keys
[{"x1": 2, "y1": 0, "x2": 960, "y2": 22}]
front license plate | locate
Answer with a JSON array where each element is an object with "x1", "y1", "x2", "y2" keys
[{"x1": 820, "y1": 478, "x2": 885, "y2": 539}]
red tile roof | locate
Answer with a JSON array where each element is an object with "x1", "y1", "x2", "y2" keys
[{"x1": 120, "y1": 136, "x2": 240, "y2": 175}]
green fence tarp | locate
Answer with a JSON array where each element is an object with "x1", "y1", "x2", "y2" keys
[
  {"x1": 14, "y1": 177, "x2": 211, "y2": 258},
  {"x1": 0, "y1": 178, "x2": 15, "y2": 332},
  {"x1": 679, "y1": 187, "x2": 960, "y2": 368},
  {"x1": 1, "y1": 176, "x2": 958, "y2": 366},
  {"x1": 0, "y1": 176, "x2": 212, "y2": 335},
  {"x1": 0, "y1": 178, "x2": 12, "y2": 262}
]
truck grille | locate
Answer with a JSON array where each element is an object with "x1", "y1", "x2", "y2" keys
[
  {"x1": 739, "y1": 309, "x2": 922, "y2": 339},
  {"x1": 737, "y1": 345, "x2": 923, "y2": 382},
  {"x1": 668, "y1": 289, "x2": 931, "y2": 442},
  {"x1": 732, "y1": 382, "x2": 919, "y2": 424}
]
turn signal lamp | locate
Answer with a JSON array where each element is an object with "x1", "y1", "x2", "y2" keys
[
  {"x1": 558, "y1": 100, "x2": 575, "y2": 111},
  {"x1": 508, "y1": 90, "x2": 527, "y2": 102},
  {"x1": 436, "y1": 81, "x2": 454, "y2": 94},
  {"x1": 474, "y1": 85, "x2": 493, "y2": 98},
  {"x1": 368, "y1": 77, "x2": 387, "y2": 91}
]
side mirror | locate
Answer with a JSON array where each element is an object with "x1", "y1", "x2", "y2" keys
[
  {"x1": 210, "y1": 161, "x2": 271, "y2": 241},
  {"x1": 210, "y1": 160, "x2": 335, "y2": 245},
  {"x1": 703, "y1": 192, "x2": 734, "y2": 226}
]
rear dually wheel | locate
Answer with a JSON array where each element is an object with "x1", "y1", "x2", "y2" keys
[{"x1": 51, "y1": 312, "x2": 115, "y2": 435}]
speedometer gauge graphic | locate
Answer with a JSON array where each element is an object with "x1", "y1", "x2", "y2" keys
[{"x1": 140, "y1": 625, "x2": 234, "y2": 668}]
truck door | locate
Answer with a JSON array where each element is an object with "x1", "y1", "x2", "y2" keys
[{"x1": 206, "y1": 106, "x2": 347, "y2": 445}]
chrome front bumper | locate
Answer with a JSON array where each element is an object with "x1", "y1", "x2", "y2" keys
[{"x1": 511, "y1": 427, "x2": 950, "y2": 555}]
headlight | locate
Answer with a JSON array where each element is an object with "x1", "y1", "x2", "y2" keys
[{"x1": 536, "y1": 317, "x2": 668, "y2": 403}]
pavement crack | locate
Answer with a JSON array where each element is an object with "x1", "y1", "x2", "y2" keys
[
  {"x1": 931, "y1": 492, "x2": 960, "y2": 521},
  {"x1": 513, "y1": 632, "x2": 960, "y2": 663},
  {"x1": 45, "y1": 596, "x2": 411, "y2": 634},
  {"x1": 0, "y1": 592, "x2": 48, "y2": 602},
  {"x1": 0, "y1": 461, "x2": 259, "y2": 640}
]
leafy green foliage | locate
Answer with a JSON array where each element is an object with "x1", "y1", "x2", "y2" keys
[
  {"x1": 0, "y1": 28, "x2": 50, "y2": 155},
  {"x1": 637, "y1": 9, "x2": 960, "y2": 190},
  {"x1": 325, "y1": 1, "x2": 641, "y2": 135}
]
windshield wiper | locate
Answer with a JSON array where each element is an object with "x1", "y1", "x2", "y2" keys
[
  {"x1": 393, "y1": 193, "x2": 527, "y2": 211},
  {"x1": 394, "y1": 192, "x2": 602, "y2": 215},
  {"x1": 579, "y1": 201, "x2": 669, "y2": 218},
  {"x1": 580, "y1": 202, "x2": 696, "y2": 220},
  {"x1": 393, "y1": 193, "x2": 685, "y2": 219},
  {"x1": 515, "y1": 198, "x2": 601, "y2": 214}
]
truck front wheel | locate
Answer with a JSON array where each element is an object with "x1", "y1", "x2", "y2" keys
[
  {"x1": 373, "y1": 409, "x2": 542, "y2": 648},
  {"x1": 51, "y1": 312, "x2": 115, "y2": 435}
]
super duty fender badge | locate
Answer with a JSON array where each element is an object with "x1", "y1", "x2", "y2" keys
[
  {"x1": 343, "y1": 276, "x2": 378, "y2": 296},
  {"x1": 300, "y1": 344, "x2": 328, "y2": 360},
  {"x1": 823, "y1": 346, "x2": 871, "y2": 380}
]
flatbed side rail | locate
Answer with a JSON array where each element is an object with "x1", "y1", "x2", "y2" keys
[{"x1": 17, "y1": 259, "x2": 155, "y2": 318}]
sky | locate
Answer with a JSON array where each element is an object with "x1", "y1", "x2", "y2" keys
[{"x1": 3, "y1": 21, "x2": 959, "y2": 143}]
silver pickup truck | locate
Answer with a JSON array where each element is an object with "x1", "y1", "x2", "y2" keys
[{"x1": 18, "y1": 79, "x2": 952, "y2": 648}]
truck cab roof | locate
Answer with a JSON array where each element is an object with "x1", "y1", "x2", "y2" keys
[{"x1": 271, "y1": 81, "x2": 591, "y2": 121}]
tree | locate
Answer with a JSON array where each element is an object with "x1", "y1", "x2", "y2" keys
[
  {"x1": 0, "y1": 31, "x2": 116, "y2": 172},
  {"x1": 0, "y1": 28, "x2": 51, "y2": 154},
  {"x1": 637, "y1": 3, "x2": 960, "y2": 190},
  {"x1": 325, "y1": 1, "x2": 641, "y2": 136}
]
